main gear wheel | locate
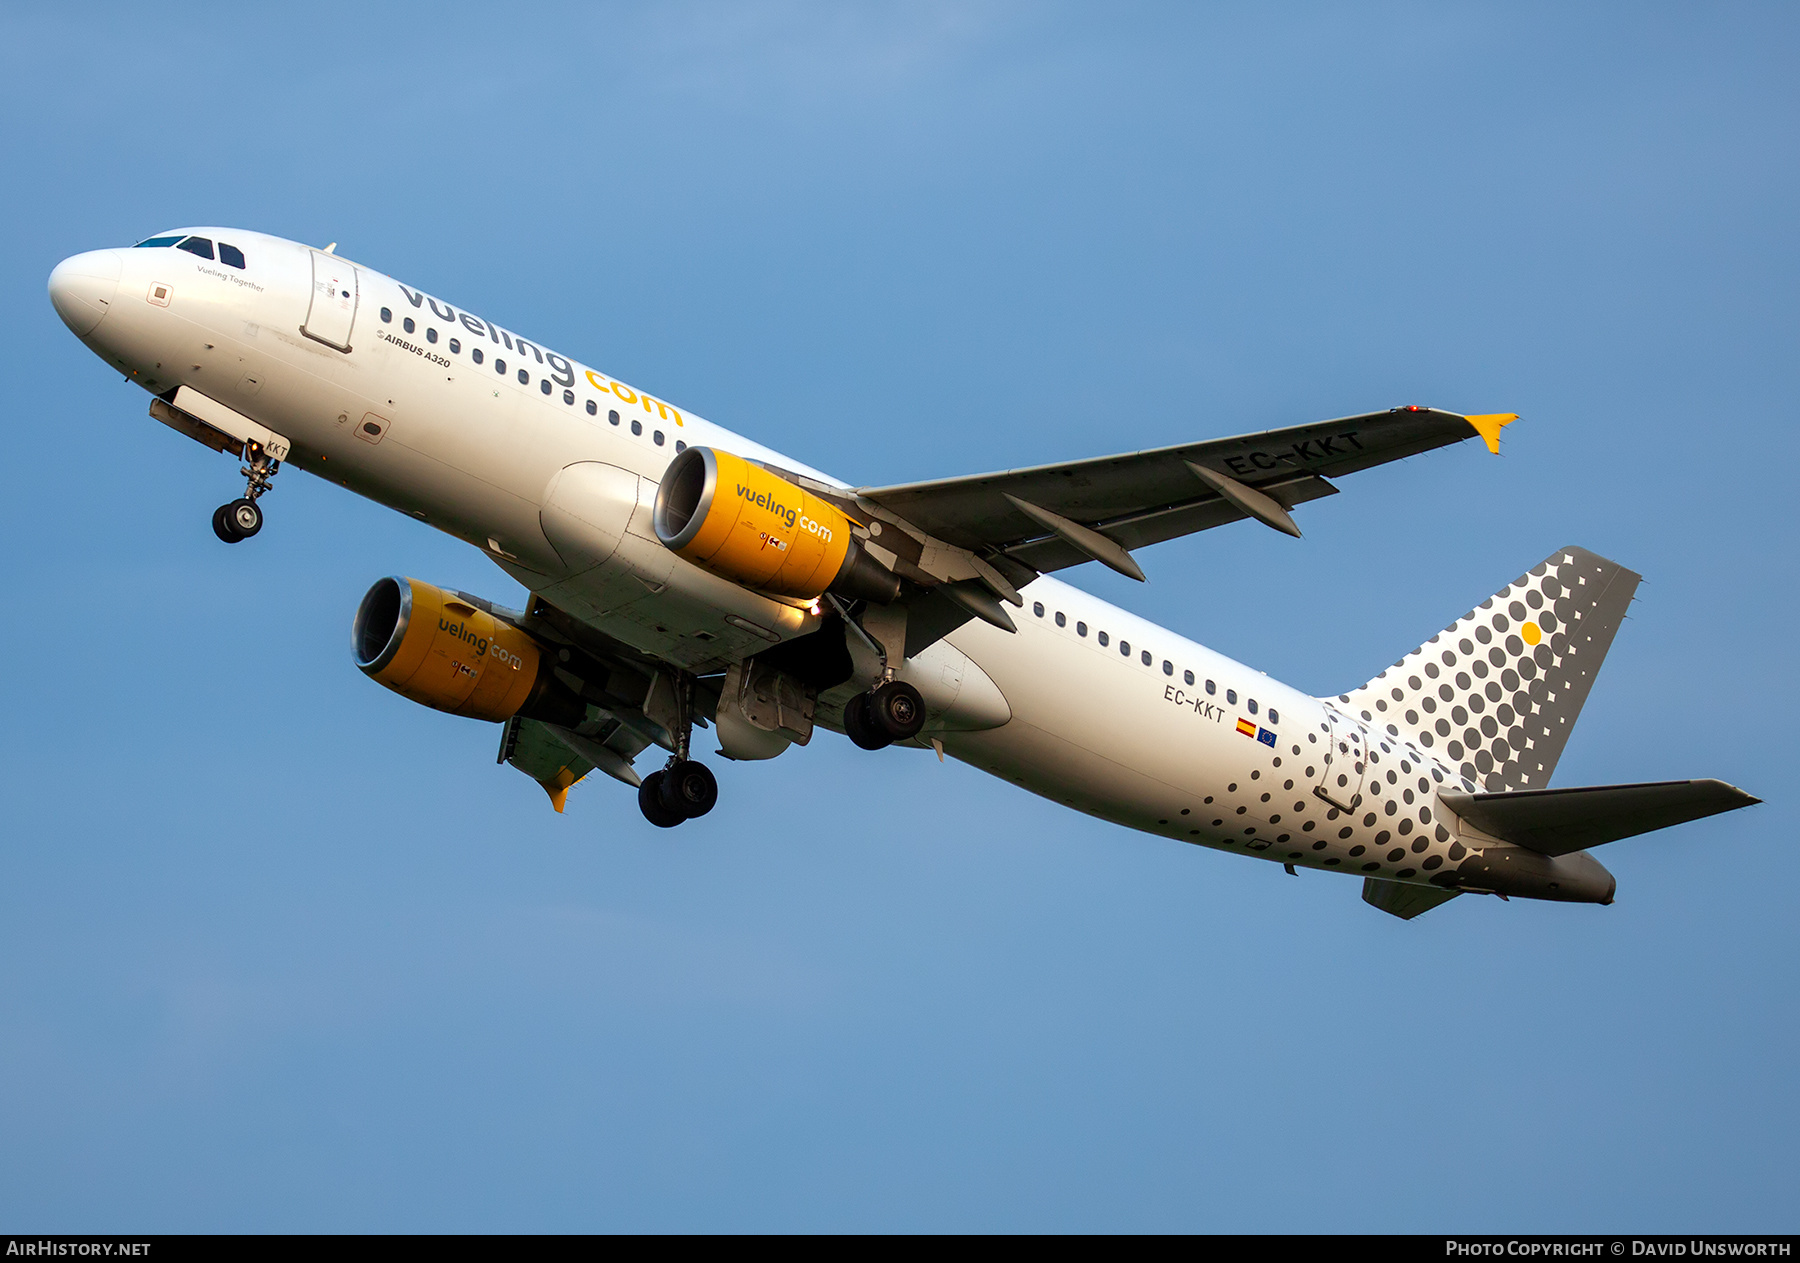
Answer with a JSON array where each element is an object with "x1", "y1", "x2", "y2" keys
[
  {"x1": 843, "y1": 680, "x2": 926, "y2": 749},
  {"x1": 659, "y1": 759, "x2": 718, "y2": 819},
  {"x1": 638, "y1": 771, "x2": 684, "y2": 828},
  {"x1": 869, "y1": 679, "x2": 925, "y2": 742}
]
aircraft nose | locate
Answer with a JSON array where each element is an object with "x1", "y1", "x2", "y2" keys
[{"x1": 49, "y1": 249, "x2": 123, "y2": 337}]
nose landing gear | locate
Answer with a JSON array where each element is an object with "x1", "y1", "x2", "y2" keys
[
  {"x1": 212, "y1": 499, "x2": 262, "y2": 542},
  {"x1": 636, "y1": 671, "x2": 720, "y2": 828},
  {"x1": 211, "y1": 441, "x2": 278, "y2": 543}
]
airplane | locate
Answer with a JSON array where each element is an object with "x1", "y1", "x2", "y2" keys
[{"x1": 47, "y1": 227, "x2": 1758, "y2": 920}]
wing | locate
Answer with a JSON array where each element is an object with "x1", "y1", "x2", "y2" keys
[
  {"x1": 499, "y1": 713, "x2": 657, "y2": 811},
  {"x1": 858, "y1": 407, "x2": 1510, "y2": 576}
]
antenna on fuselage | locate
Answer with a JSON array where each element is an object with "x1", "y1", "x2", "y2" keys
[{"x1": 322, "y1": 242, "x2": 337, "y2": 254}]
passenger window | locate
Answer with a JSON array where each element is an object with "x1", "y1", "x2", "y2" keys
[
  {"x1": 654, "y1": 430, "x2": 665, "y2": 445},
  {"x1": 1162, "y1": 660, "x2": 1173, "y2": 675},
  {"x1": 449, "y1": 338, "x2": 460, "y2": 353},
  {"x1": 1076, "y1": 622, "x2": 1087, "y2": 637},
  {"x1": 218, "y1": 243, "x2": 246, "y2": 269},
  {"x1": 1269, "y1": 709, "x2": 1280, "y2": 724},
  {"x1": 609, "y1": 410, "x2": 620, "y2": 426},
  {"x1": 1120, "y1": 640, "x2": 1130, "y2": 656},
  {"x1": 403, "y1": 317, "x2": 415, "y2": 333},
  {"x1": 496, "y1": 358, "x2": 506, "y2": 373},
  {"x1": 539, "y1": 379, "x2": 551, "y2": 394},
  {"x1": 176, "y1": 237, "x2": 214, "y2": 260},
  {"x1": 380, "y1": 307, "x2": 392, "y2": 323},
  {"x1": 1227, "y1": 689, "x2": 1237, "y2": 704},
  {"x1": 426, "y1": 327, "x2": 438, "y2": 343},
  {"x1": 563, "y1": 389, "x2": 575, "y2": 405},
  {"x1": 1141, "y1": 650, "x2": 1152, "y2": 666},
  {"x1": 631, "y1": 420, "x2": 642, "y2": 436},
  {"x1": 676, "y1": 440, "x2": 686, "y2": 452},
  {"x1": 1033, "y1": 602, "x2": 1044, "y2": 617},
  {"x1": 1098, "y1": 631, "x2": 1109, "y2": 646},
  {"x1": 472, "y1": 348, "x2": 484, "y2": 364},
  {"x1": 1248, "y1": 699, "x2": 1258, "y2": 715},
  {"x1": 133, "y1": 236, "x2": 184, "y2": 248},
  {"x1": 1206, "y1": 679, "x2": 1216, "y2": 695},
  {"x1": 517, "y1": 368, "x2": 529, "y2": 384},
  {"x1": 586, "y1": 400, "x2": 597, "y2": 415},
  {"x1": 1054, "y1": 612, "x2": 1066, "y2": 627}
]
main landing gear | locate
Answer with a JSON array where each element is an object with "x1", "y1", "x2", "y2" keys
[
  {"x1": 212, "y1": 441, "x2": 278, "y2": 544},
  {"x1": 637, "y1": 671, "x2": 719, "y2": 829},
  {"x1": 827, "y1": 594, "x2": 927, "y2": 752},
  {"x1": 843, "y1": 678, "x2": 926, "y2": 751},
  {"x1": 638, "y1": 760, "x2": 718, "y2": 828}
]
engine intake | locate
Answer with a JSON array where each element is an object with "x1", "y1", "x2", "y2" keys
[
  {"x1": 654, "y1": 447, "x2": 900, "y2": 603},
  {"x1": 353, "y1": 576, "x2": 583, "y2": 725}
]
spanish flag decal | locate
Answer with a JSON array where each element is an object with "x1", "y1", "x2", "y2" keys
[{"x1": 1236, "y1": 718, "x2": 1257, "y2": 738}]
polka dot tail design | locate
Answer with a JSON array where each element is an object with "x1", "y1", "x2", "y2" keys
[{"x1": 1340, "y1": 547, "x2": 1642, "y2": 794}]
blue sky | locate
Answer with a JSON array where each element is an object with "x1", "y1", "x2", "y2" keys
[{"x1": 2, "y1": 1, "x2": 1794, "y2": 1231}]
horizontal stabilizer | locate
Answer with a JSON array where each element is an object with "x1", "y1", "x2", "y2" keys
[
  {"x1": 1363, "y1": 877, "x2": 1462, "y2": 920},
  {"x1": 1439, "y1": 779, "x2": 1759, "y2": 857}
]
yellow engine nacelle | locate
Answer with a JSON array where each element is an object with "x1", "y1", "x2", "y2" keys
[
  {"x1": 353, "y1": 576, "x2": 580, "y2": 725},
  {"x1": 653, "y1": 447, "x2": 900, "y2": 603}
]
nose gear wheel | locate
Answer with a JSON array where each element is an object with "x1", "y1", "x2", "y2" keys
[
  {"x1": 211, "y1": 441, "x2": 279, "y2": 543},
  {"x1": 212, "y1": 498, "x2": 263, "y2": 543}
]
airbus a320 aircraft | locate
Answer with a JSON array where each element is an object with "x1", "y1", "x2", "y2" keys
[{"x1": 48, "y1": 228, "x2": 1757, "y2": 919}]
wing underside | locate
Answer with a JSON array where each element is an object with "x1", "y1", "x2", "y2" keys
[{"x1": 858, "y1": 407, "x2": 1493, "y2": 574}]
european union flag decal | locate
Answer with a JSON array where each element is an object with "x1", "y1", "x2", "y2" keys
[{"x1": 1257, "y1": 728, "x2": 1277, "y2": 747}]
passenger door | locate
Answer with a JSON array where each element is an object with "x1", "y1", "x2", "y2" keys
[
  {"x1": 1314, "y1": 709, "x2": 1368, "y2": 812},
  {"x1": 302, "y1": 251, "x2": 358, "y2": 351}
]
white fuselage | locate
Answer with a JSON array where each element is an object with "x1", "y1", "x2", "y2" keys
[{"x1": 53, "y1": 227, "x2": 1481, "y2": 885}]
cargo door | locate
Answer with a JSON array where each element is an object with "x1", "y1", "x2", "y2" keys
[{"x1": 302, "y1": 250, "x2": 359, "y2": 351}]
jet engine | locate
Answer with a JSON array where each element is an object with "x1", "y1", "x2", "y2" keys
[
  {"x1": 353, "y1": 576, "x2": 583, "y2": 725},
  {"x1": 654, "y1": 447, "x2": 900, "y2": 603}
]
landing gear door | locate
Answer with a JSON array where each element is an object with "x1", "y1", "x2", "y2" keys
[
  {"x1": 1314, "y1": 709, "x2": 1367, "y2": 812},
  {"x1": 302, "y1": 251, "x2": 359, "y2": 351}
]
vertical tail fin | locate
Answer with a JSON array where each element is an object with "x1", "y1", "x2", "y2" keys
[{"x1": 1338, "y1": 546, "x2": 1641, "y2": 792}]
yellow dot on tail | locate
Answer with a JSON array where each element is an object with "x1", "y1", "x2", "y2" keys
[{"x1": 1522, "y1": 621, "x2": 1541, "y2": 645}]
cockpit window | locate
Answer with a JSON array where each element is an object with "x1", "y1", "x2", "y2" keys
[
  {"x1": 133, "y1": 235, "x2": 183, "y2": 248},
  {"x1": 218, "y1": 242, "x2": 246, "y2": 269},
  {"x1": 176, "y1": 236, "x2": 215, "y2": 260}
]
